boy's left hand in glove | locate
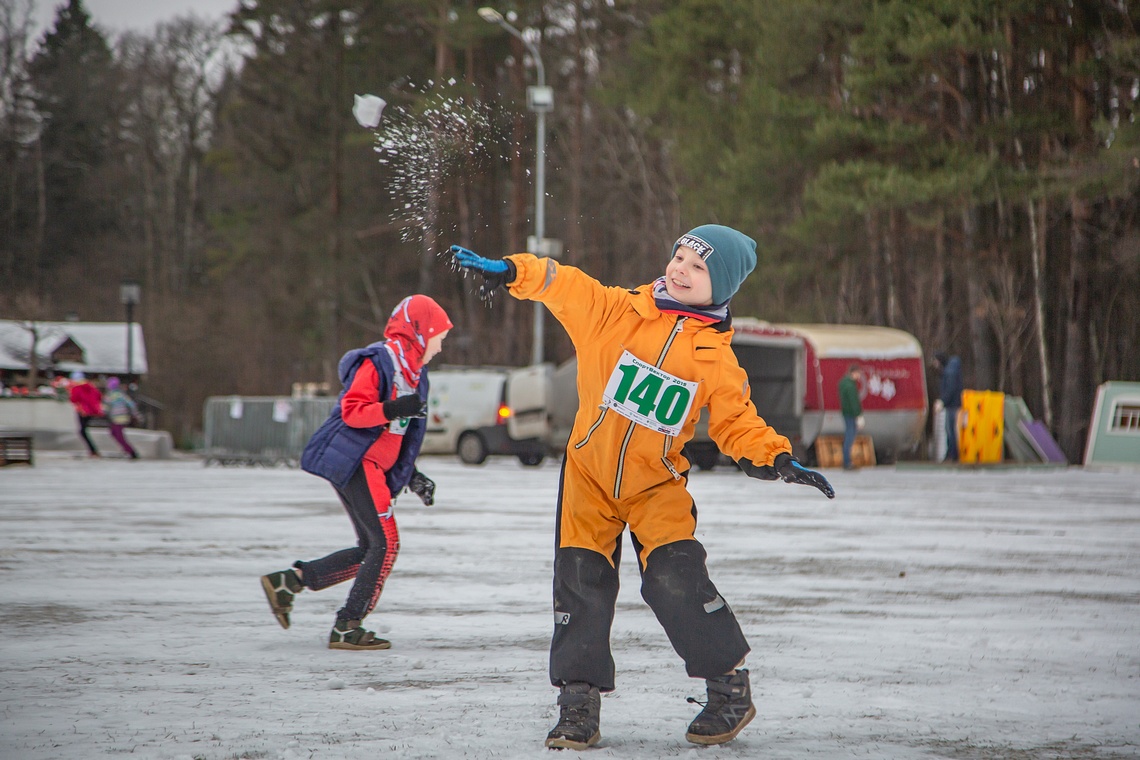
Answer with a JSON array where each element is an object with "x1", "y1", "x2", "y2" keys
[
  {"x1": 408, "y1": 469, "x2": 435, "y2": 506},
  {"x1": 774, "y1": 452, "x2": 835, "y2": 498},
  {"x1": 451, "y1": 245, "x2": 516, "y2": 300},
  {"x1": 736, "y1": 452, "x2": 835, "y2": 498}
]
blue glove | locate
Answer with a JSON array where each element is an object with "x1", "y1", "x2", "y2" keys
[
  {"x1": 738, "y1": 452, "x2": 835, "y2": 499},
  {"x1": 451, "y1": 245, "x2": 508, "y2": 274},
  {"x1": 451, "y1": 245, "x2": 516, "y2": 300}
]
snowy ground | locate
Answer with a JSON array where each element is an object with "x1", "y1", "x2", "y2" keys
[{"x1": 1, "y1": 452, "x2": 1138, "y2": 760}]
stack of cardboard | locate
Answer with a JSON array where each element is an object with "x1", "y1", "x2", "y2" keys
[{"x1": 814, "y1": 434, "x2": 876, "y2": 468}]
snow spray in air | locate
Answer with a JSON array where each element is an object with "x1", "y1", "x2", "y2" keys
[{"x1": 353, "y1": 81, "x2": 504, "y2": 249}]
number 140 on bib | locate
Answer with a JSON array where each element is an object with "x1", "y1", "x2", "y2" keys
[{"x1": 601, "y1": 351, "x2": 698, "y2": 436}]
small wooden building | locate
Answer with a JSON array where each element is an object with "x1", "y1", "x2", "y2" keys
[
  {"x1": 0, "y1": 320, "x2": 147, "y2": 387},
  {"x1": 1084, "y1": 382, "x2": 1140, "y2": 467}
]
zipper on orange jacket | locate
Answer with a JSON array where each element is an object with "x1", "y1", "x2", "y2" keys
[
  {"x1": 573, "y1": 407, "x2": 609, "y2": 450},
  {"x1": 612, "y1": 316, "x2": 687, "y2": 499}
]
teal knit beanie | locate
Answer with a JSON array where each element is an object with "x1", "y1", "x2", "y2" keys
[{"x1": 671, "y1": 224, "x2": 757, "y2": 305}]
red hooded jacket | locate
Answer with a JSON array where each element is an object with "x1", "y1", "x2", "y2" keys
[
  {"x1": 69, "y1": 381, "x2": 104, "y2": 417},
  {"x1": 341, "y1": 295, "x2": 452, "y2": 474}
]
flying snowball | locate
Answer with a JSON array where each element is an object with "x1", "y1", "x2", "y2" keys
[{"x1": 353, "y1": 94, "x2": 387, "y2": 128}]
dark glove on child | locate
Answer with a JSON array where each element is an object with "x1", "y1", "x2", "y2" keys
[
  {"x1": 737, "y1": 452, "x2": 835, "y2": 498},
  {"x1": 774, "y1": 452, "x2": 835, "y2": 498},
  {"x1": 408, "y1": 469, "x2": 436, "y2": 506},
  {"x1": 382, "y1": 394, "x2": 426, "y2": 420},
  {"x1": 451, "y1": 245, "x2": 517, "y2": 300}
]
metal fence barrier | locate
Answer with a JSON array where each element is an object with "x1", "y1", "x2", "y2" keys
[{"x1": 202, "y1": 396, "x2": 337, "y2": 466}]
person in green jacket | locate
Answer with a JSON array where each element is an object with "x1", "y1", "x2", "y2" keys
[{"x1": 838, "y1": 364, "x2": 864, "y2": 470}]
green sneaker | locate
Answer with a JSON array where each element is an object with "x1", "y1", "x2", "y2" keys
[
  {"x1": 329, "y1": 619, "x2": 391, "y2": 651},
  {"x1": 259, "y1": 569, "x2": 303, "y2": 629}
]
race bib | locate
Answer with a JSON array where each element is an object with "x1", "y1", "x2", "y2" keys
[
  {"x1": 601, "y1": 351, "x2": 698, "y2": 436},
  {"x1": 389, "y1": 415, "x2": 412, "y2": 437}
]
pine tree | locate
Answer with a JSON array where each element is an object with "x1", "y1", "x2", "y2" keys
[{"x1": 27, "y1": 0, "x2": 119, "y2": 284}]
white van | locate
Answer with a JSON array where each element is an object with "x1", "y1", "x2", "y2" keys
[{"x1": 422, "y1": 365, "x2": 550, "y2": 466}]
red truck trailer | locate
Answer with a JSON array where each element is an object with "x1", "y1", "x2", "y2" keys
[
  {"x1": 681, "y1": 319, "x2": 928, "y2": 467},
  {"x1": 544, "y1": 319, "x2": 929, "y2": 468}
]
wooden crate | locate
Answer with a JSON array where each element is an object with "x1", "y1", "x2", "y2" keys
[
  {"x1": 814, "y1": 434, "x2": 876, "y2": 468},
  {"x1": 0, "y1": 434, "x2": 34, "y2": 467}
]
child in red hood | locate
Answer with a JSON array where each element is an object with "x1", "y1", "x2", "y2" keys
[
  {"x1": 68, "y1": 372, "x2": 103, "y2": 457},
  {"x1": 261, "y1": 295, "x2": 452, "y2": 650}
]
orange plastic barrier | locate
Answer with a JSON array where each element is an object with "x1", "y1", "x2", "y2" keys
[{"x1": 959, "y1": 389, "x2": 1005, "y2": 464}]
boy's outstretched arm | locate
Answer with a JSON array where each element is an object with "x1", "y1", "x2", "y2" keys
[
  {"x1": 738, "y1": 452, "x2": 835, "y2": 499},
  {"x1": 706, "y1": 361, "x2": 834, "y2": 499},
  {"x1": 451, "y1": 245, "x2": 517, "y2": 300},
  {"x1": 451, "y1": 244, "x2": 629, "y2": 348}
]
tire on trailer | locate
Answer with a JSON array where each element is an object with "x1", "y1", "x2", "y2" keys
[
  {"x1": 457, "y1": 431, "x2": 489, "y2": 465},
  {"x1": 685, "y1": 444, "x2": 719, "y2": 471},
  {"x1": 518, "y1": 451, "x2": 545, "y2": 467}
]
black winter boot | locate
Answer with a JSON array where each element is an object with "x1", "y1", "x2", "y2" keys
[
  {"x1": 259, "y1": 568, "x2": 303, "y2": 629},
  {"x1": 685, "y1": 669, "x2": 756, "y2": 745},
  {"x1": 545, "y1": 682, "x2": 601, "y2": 750}
]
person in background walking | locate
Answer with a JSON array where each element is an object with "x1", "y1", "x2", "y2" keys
[
  {"x1": 933, "y1": 353, "x2": 963, "y2": 462},
  {"x1": 68, "y1": 372, "x2": 102, "y2": 458},
  {"x1": 838, "y1": 364, "x2": 864, "y2": 470},
  {"x1": 103, "y1": 377, "x2": 139, "y2": 459},
  {"x1": 260, "y1": 295, "x2": 451, "y2": 651}
]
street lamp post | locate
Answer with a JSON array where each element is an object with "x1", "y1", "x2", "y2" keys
[
  {"x1": 478, "y1": 7, "x2": 553, "y2": 365},
  {"x1": 119, "y1": 280, "x2": 141, "y2": 385}
]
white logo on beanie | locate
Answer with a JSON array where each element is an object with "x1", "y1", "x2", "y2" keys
[{"x1": 675, "y1": 233, "x2": 715, "y2": 260}]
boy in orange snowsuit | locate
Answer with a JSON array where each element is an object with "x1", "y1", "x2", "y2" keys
[{"x1": 453, "y1": 225, "x2": 833, "y2": 749}]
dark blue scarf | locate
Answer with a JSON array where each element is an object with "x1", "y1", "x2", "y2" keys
[{"x1": 651, "y1": 277, "x2": 729, "y2": 324}]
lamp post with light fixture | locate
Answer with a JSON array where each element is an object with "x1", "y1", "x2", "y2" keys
[
  {"x1": 478, "y1": 6, "x2": 554, "y2": 365},
  {"x1": 119, "y1": 280, "x2": 140, "y2": 385}
]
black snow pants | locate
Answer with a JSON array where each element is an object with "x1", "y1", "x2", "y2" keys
[{"x1": 548, "y1": 474, "x2": 750, "y2": 691}]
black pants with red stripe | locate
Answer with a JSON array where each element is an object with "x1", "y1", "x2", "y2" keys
[{"x1": 295, "y1": 466, "x2": 400, "y2": 623}]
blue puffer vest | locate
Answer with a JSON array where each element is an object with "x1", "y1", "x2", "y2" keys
[{"x1": 300, "y1": 341, "x2": 429, "y2": 491}]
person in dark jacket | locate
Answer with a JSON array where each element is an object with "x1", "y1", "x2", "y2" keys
[
  {"x1": 260, "y1": 295, "x2": 452, "y2": 650},
  {"x1": 838, "y1": 364, "x2": 864, "y2": 470},
  {"x1": 933, "y1": 353, "x2": 963, "y2": 462}
]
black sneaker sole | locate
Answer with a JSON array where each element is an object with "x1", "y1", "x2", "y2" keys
[
  {"x1": 685, "y1": 704, "x2": 756, "y2": 745},
  {"x1": 545, "y1": 730, "x2": 600, "y2": 750}
]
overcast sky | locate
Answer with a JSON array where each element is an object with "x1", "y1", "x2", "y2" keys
[{"x1": 34, "y1": 0, "x2": 239, "y2": 35}]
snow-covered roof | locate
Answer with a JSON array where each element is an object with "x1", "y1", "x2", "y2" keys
[
  {"x1": 0, "y1": 320, "x2": 147, "y2": 375},
  {"x1": 732, "y1": 318, "x2": 924, "y2": 360}
]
